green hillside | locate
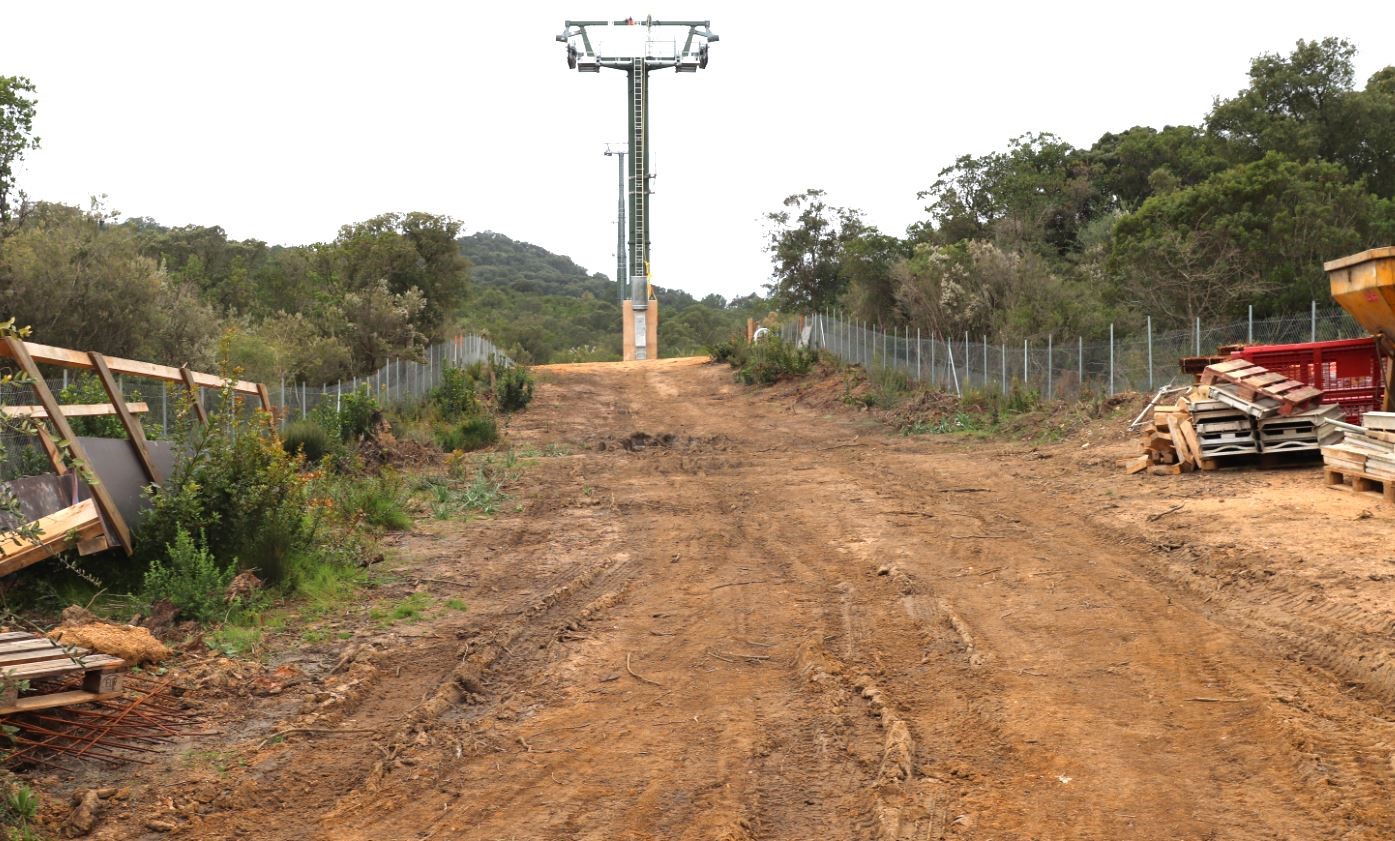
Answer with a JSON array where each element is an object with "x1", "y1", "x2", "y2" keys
[{"x1": 454, "y1": 231, "x2": 766, "y2": 364}]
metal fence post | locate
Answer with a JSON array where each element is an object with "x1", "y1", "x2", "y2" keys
[
  {"x1": 1078, "y1": 336, "x2": 1083, "y2": 393},
  {"x1": 1022, "y1": 339, "x2": 1028, "y2": 390},
  {"x1": 982, "y1": 336, "x2": 987, "y2": 392},
  {"x1": 1147, "y1": 315, "x2": 1153, "y2": 390},
  {"x1": 916, "y1": 327, "x2": 922, "y2": 380},
  {"x1": 161, "y1": 382, "x2": 168, "y2": 435},
  {"x1": 1194, "y1": 317, "x2": 1201, "y2": 357},
  {"x1": 964, "y1": 332, "x2": 970, "y2": 387},
  {"x1": 1311, "y1": 300, "x2": 1317, "y2": 342},
  {"x1": 1109, "y1": 323, "x2": 1115, "y2": 395},
  {"x1": 1001, "y1": 342, "x2": 1006, "y2": 395},
  {"x1": 1248, "y1": 305, "x2": 1253, "y2": 344},
  {"x1": 1047, "y1": 334, "x2": 1053, "y2": 399}
]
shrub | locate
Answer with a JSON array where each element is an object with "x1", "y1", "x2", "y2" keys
[
  {"x1": 431, "y1": 367, "x2": 479, "y2": 420},
  {"x1": 735, "y1": 337, "x2": 816, "y2": 385},
  {"x1": 139, "y1": 377, "x2": 314, "y2": 584},
  {"x1": 281, "y1": 419, "x2": 332, "y2": 462},
  {"x1": 436, "y1": 415, "x2": 498, "y2": 452},
  {"x1": 329, "y1": 472, "x2": 413, "y2": 532},
  {"x1": 707, "y1": 334, "x2": 746, "y2": 365},
  {"x1": 494, "y1": 364, "x2": 535, "y2": 413},
  {"x1": 308, "y1": 384, "x2": 380, "y2": 442},
  {"x1": 142, "y1": 528, "x2": 236, "y2": 623},
  {"x1": 338, "y1": 384, "x2": 380, "y2": 439}
]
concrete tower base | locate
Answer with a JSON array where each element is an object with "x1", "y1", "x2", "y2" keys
[{"x1": 622, "y1": 300, "x2": 659, "y2": 361}]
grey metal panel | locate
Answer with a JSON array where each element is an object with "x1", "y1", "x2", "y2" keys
[
  {"x1": 76, "y1": 438, "x2": 176, "y2": 535},
  {"x1": 0, "y1": 474, "x2": 90, "y2": 528}
]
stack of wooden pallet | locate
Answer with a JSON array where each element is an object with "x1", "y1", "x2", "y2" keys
[
  {"x1": 1127, "y1": 359, "x2": 1342, "y2": 475},
  {"x1": 1320, "y1": 412, "x2": 1395, "y2": 502},
  {"x1": 1200, "y1": 358, "x2": 1325, "y2": 416},
  {"x1": 1128, "y1": 387, "x2": 1218, "y2": 475}
]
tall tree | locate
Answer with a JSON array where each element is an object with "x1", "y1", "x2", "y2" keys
[
  {"x1": 764, "y1": 189, "x2": 864, "y2": 314},
  {"x1": 0, "y1": 76, "x2": 39, "y2": 230},
  {"x1": 1207, "y1": 37, "x2": 1359, "y2": 167}
]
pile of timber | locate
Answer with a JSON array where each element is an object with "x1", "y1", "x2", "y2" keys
[
  {"x1": 1320, "y1": 411, "x2": 1395, "y2": 502},
  {"x1": 1128, "y1": 359, "x2": 1342, "y2": 475}
]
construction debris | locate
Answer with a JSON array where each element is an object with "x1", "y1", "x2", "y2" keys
[
  {"x1": 48, "y1": 611, "x2": 169, "y2": 667},
  {"x1": 1129, "y1": 359, "x2": 1343, "y2": 475},
  {"x1": 1320, "y1": 411, "x2": 1395, "y2": 502}
]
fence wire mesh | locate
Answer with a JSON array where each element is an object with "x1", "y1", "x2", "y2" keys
[
  {"x1": 786, "y1": 305, "x2": 1368, "y2": 399},
  {"x1": 1, "y1": 332, "x2": 510, "y2": 479}
]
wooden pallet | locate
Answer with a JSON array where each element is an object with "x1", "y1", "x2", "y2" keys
[
  {"x1": 0, "y1": 632, "x2": 125, "y2": 715},
  {"x1": 1324, "y1": 465, "x2": 1395, "y2": 503},
  {"x1": 1202, "y1": 359, "x2": 1324, "y2": 416}
]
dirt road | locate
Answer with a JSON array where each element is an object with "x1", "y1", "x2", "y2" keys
[{"x1": 107, "y1": 358, "x2": 1395, "y2": 839}]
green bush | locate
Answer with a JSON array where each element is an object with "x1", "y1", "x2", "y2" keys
[
  {"x1": 0, "y1": 772, "x2": 39, "y2": 841},
  {"x1": 139, "y1": 378, "x2": 314, "y2": 584},
  {"x1": 330, "y1": 471, "x2": 413, "y2": 532},
  {"x1": 308, "y1": 384, "x2": 380, "y2": 442},
  {"x1": 493, "y1": 363, "x2": 535, "y2": 413},
  {"x1": 707, "y1": 333, "x2": 748, "y2": 366},
  {"x1": 735, "y1": 337, "x2": 816, "y2": 385},
  {"x1": 436, "y1": 415, "x2": 498, "y2": 452},
  {"x1": 431, "y1": 366, "x2": 479, "y2": 420},
  {"x1": 339, "y1": 384, "x2": 380, "y2": 439},
  {"x1": 142, "y1": 528, "x2": 236, "y2": 622},
  {"x1": 281, "y1": 419, "x2": 332, "y2": 462}
]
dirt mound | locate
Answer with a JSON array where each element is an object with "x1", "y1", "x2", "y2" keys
[
  {"x1": 357, "y1": 422, "x2": 439, "y2": 469},
  {"x1": 48, "y1": 607, "x2": 170, "y2": 665}
]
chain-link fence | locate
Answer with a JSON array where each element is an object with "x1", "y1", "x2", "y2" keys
[
  {"x1": 786, "y1": 304, "x2": 1368, "y2": 399},
  {"x1": 1, "y1": 332, "x2": 511, "y2": 478}
]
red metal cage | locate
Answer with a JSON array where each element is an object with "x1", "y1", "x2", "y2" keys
[{"x1": 1229, "y1": 337, "x2": 1383, "y2": 423}]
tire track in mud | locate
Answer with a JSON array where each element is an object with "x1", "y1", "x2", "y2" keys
[{"x1": 170, "y1": 359, "x2": 1395, "y2": 840}]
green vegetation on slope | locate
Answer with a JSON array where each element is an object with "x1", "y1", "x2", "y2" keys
[{"x1": 764, "y1": 37, "x2": 1395, "y2": 345}]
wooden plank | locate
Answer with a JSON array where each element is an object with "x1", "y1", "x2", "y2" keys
[
  {"x1": 0, "y1": 340, "x2": 259, "y2": 395},
  {"x1": 33, "y1": 426, "x2": 67, "y2": 477},
  {"x1": 89, "y1": 352, "x2": 161, "y2": 485},
  {"x1": 180, "y1": 365, "x2": 208, "y2": 426},
  {"x1": 1, "y1": 337, "x2": 132, "y2": 555},
  {"x1": 1, "y1": 402, "x2": 150, "y2": 419},
  {"x1": 0, "y1": 500, "x2": 107, "y2": 577},
  {"x1": 1166, "y1": 415, "x2": 1196, "y2": 467},
  {"x1": 1177, "y1": 418, "x2": 1215, "y2": 471},
  {"x1": 0, "y1": 654, "x2": 122, "y2": 681},
  {"x1": 256, "y1": 383, "x2": 277, "y2": 435},
  {"x1": 0, "y1": 633, "x2": 36, "y2": 643},
  {"x1": 0, "y1": 689, "x2": 122, "y2": 717},
  {"x1": 0, "y1": 647, "x2": 87, "y2": 669},
  {"x1": 1244, "y1": 372, "x2": 1288, "y2": 389},
  {"x1": 0, "y1": 639, "x2": 67, "y2": 657},
  {"x1": 1125, "y1": 455, "x2": 1149, "y2": 475}
]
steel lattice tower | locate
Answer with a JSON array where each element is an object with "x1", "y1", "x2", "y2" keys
[{"x1": 558, "y1": 17, "x2": 718, "y2": 360}]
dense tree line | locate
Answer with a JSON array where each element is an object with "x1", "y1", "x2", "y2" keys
[
  {"x1": 766, "y1": 38, "x2": 1395, "y2": 340},
  {"x1": 0, "y1": 77, "x2": 763, "y2": 377}
]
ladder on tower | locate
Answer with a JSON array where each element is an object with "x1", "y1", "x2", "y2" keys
[{"x1": 630, "y1": 56, "x2": 646, "y2": 305}]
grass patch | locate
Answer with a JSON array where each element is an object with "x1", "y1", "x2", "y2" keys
[
  {"x1": 206, "y1": 623, "x2": 263, "y2": 657},
  {"x1": 371, "y1": 591, "x2": 432, "y2": 625},
  {"x1": 444, "y1": 597, "x2": 467, "y2": 612}
]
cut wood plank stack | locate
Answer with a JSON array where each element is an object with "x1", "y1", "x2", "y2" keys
[
  {"x1": 1320, "y1": 411, "x2": 1395, "y2": 502},
  {"x1": 1127, "y1": 358, "x2": 1341, "y2": 476}
]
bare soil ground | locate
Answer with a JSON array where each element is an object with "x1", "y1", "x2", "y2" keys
[{"x1": 41, "y1": 357, "x2": 1395, "y2": 839}]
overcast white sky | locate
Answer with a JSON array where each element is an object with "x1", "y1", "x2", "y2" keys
[{"x1": 7, "y1": 1, "x2": 1395, "y2": 301}]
